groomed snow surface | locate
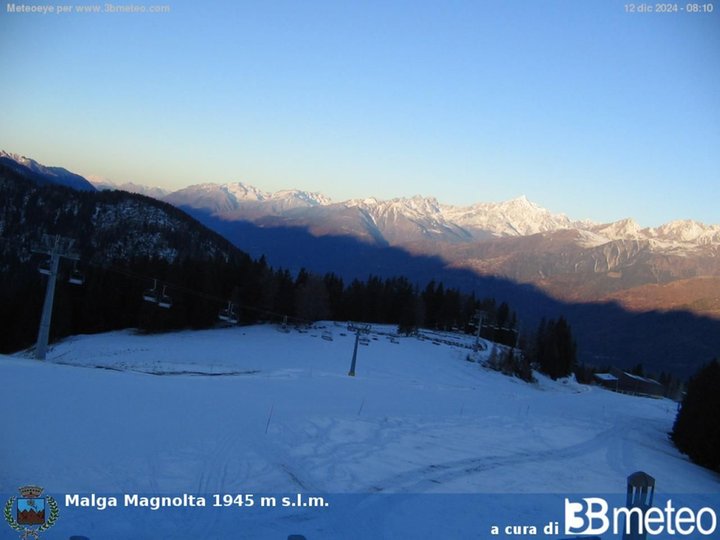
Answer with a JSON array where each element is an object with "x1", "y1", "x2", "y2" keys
[{"x1": 1, "y1": 324, "x2": 717, "y2": 539}]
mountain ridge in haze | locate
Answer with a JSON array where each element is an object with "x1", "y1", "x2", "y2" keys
[
  {"x1": 153, "y1": 179, "x2": 720, "y2": 319},
  {"x1": 153, "y1": 178, "x2": 720, "y2": 248},
  {"x1": 5, "y1": 151, "x2": 719, "y2": 319}
]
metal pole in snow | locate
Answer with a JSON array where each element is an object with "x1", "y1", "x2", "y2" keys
[
  {"x1": 474, "y1": 310, "x2": 485, "y2": 350},
  {"x1": 347, "y1": 323, "x2": 370, "y2": 376},
  {"x1": 33, "y1": 235, "x2": 79, "y2": 361},
  {"x1": 348, "y1": 331, "x2": 360, "y2": 376},
  {"x1": 35, "y1": 246, "x2": 61, "y2": 360}
]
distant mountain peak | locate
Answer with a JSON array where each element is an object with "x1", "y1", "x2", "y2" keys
[
  {"x1": 271, "y1": 189, "x2": 332, "y2": 206},
  {"x1": 222, "y1": 182, "x2": 268, "y2": 202},
  {"x1": 0, "y1": 150, "x2": 25, "y2": 162},
  {"x1": 508, "y1": 194, "x2": 531, "y2": 204},
  {"x1": 594, "y1": 218, "x2": 642, "y2": 238},
  {"x1": 0, "y1": 150, "x2": 96, "y2": 192},
  {"x1": 1, "y1": 150, "x2": 57, "y2": 174},
  {"x1": 164, "y1": 181, "x2": 333, "y2": 217},
  {"x1": 651, "y1": 219, "x2": 720, "y2": 244}
]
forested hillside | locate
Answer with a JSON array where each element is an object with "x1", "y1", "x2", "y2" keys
[{"x1": 0, "y1": 163, "x2": 517, "y2": 353}]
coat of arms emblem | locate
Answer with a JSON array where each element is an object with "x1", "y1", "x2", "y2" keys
[{"x1": 4, "y1": 486, "x2": 59, "y2": 539}]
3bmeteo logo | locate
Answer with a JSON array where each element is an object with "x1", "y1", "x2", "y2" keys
[{"x1": 564, "y1": 498, "x2": 717, "y2": 537}]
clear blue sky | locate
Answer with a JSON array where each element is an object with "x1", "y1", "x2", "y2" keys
[{"x1": 1, "y1": 0, "x2": 718, "y2": 226}]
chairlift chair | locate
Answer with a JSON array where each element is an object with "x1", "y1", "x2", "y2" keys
[
  {"x1": 157, "y1": 285, "x2": 172, "y2": 309},
  {"x1": 38, "y1": 259, "x2": 51, "y2": 276},
  {"x1": 142, "y1": 279, "x2": 159, "y2": 303},
  {"x1": 359, "y1": 336, "x2": 370, "y2": 346},
  {"x1": 68, "y1": 263, "x2": 84, "y2": 285},
  {"x1": 321, "y1": 330, "x2": 333, "y2": 341},
  {"x1": 219, "y1": 301, "x2": 238, "y2": 324}
]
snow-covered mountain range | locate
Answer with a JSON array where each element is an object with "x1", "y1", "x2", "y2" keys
[
  {"x1": 162, "y1": 182, "x2": 585, "y2": 240},
  {"x1": 4, "y1": 150, "x2": 719, "y2": 318},
  {"x1": 151, "y1": 180, "x2": 720, "y2": 318},
  {"x1": 164, "y1": 182, "x2": 332, "y2": 219},
  {"x1": 5, "y1": 150, "x2": 717, "y2": 250},
  {"x1": 156, "y1": 179, "x2": 720, "y2": 250}
]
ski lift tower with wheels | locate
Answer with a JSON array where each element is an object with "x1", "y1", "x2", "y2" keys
[
  {"x1": 32, "y1": 235, "x2": 80, "y2": 360},
  {"x1": 347, "y1": 322, "x2": 371, "y2": 377}
]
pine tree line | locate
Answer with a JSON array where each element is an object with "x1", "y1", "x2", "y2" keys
[
  {"x1": 0, "y1": 251, "x2": 520, "y2": 354},
  {"x1": 527, "y1": 316, "x2": 577, "y2": 380}
]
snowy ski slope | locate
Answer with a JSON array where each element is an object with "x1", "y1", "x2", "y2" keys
[{"x1": 1, "y1": 324, "x2": 717, "y2": 539}]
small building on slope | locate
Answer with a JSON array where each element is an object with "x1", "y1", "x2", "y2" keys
[{"x1": 593, "y1": 368, "x2": 664, "y2": 398}]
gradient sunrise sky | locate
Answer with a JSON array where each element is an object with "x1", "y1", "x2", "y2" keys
[{"x1": 0, "y1": 0, "x2": 718, "y2": 226}]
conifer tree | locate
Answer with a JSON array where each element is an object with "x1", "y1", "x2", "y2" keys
[
  {"x1": 671, "y1": 359, "x2": 720, "y2": 472},
  {"x1": 534, "y1": 316, "x2": 576, "y2": 379}
]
